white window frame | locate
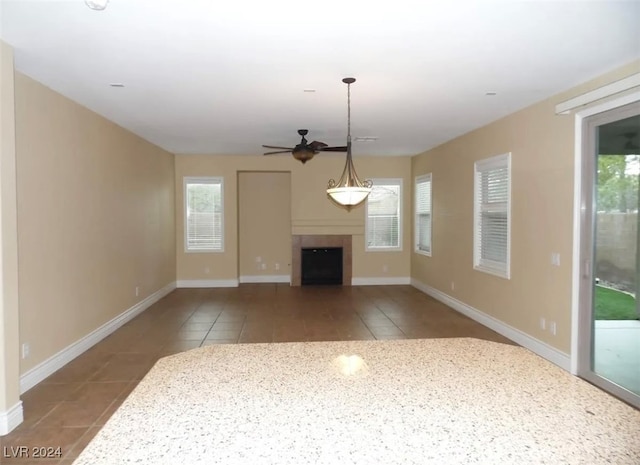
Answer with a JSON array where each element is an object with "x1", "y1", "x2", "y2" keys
[
  {"x1": 473, "y1": 153, "x2": 511, "y2": 278},
  {"x1": 184, "y1": 176, "x2": 224, "y2": 253},
  {"x1": 365, "y1": 178, "x2": 403, "y2": 252},
  {"x1": 414, "y1": 173, "x2": 432, "y2": 257}
]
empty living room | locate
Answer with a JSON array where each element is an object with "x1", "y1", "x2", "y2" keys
[{"x1": 0, "y1": 1, "x2": 639, "y2": 464}]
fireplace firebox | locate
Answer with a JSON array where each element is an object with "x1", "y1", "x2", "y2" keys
[
  {"x1": 291, "y1": 235, "x2": 351, "y2": 286},
  {"x1": 301, "y1": 247, "x2": 343, "y2": 285}
]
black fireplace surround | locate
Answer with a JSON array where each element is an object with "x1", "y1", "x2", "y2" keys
[{"x1": 301, "y1": 247, "x2": 343, "y2": 285}]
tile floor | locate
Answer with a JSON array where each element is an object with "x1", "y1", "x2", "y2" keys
[{"x1": 0, "y1": 284, "x2": 512, "y2": 464}]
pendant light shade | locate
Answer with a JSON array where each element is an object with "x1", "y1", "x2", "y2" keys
[
  {"x1": 327, "y1": 185, "x2": 372, "y2": 206},
  {"x1": 327, "y1": 78, "x2": 372, "y2": 209}
]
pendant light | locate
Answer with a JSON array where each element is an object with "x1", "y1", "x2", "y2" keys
[{"x1": 327, "y1": 77, "x2": 372, "y2": 209}]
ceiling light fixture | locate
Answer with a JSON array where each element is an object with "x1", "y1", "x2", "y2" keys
[
  {"x1": 85, "y1": 0, "x2": 109, "y2": 11},
  {"x1": 327, "y1": 77, "x2": 372, "y2": 209}
]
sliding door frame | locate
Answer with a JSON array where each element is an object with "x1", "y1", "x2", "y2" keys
[{"x1": 572, "y1": 94, "x2": 640, "y2": 408}]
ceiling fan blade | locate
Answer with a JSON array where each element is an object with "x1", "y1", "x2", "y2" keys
[
  {"x1": 263, "y1": 150, "x2": 292, "y2": 155},
  {"x1": 262, "y1": 145, "x2": 293, "y2": 150},
  {"x1": 318, "y1": 146, "x2": 348, "y2": 152},
  {"x1": 308, "y1": 141, "x2": 328, "y2": 150}
]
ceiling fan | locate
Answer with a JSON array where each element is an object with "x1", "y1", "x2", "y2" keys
[{"x1": 263, "y1": 129, "x2": 348, "y2": 164}]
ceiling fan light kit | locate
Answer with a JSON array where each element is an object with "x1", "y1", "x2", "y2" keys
[
  {"x1": 292, "y1": 149, "x2": 315, "y2": 164},
  {"x1": 326, "y1": 77, "x2": 372, "y2": 209}
]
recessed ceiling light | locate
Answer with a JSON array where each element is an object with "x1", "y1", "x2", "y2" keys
[
  {"x1": 303, "y1": 89, "x2": 316, "y2": 93},
  {"x1": 354, "y1": 136, "x2": 378, "y2": 142},
  {"x1": 485, "y1": 91, "x2": 497, "y2": 96},
  {"x1": 85, "y1": 0, "x2": 109, "y2": 10},
  {"x1": 109, "y1": 83, "x2": 125, "y2": 88}
]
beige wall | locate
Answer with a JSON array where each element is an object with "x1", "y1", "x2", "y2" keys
[
  {"x1": 238, "y1": 172, "x2": 291, "y2": 278},
  {"x1": 175, "y1": 154, "x2": 412, "y2": 282},
  {"x1": 15, "y1": 73, "x2": 176, "y2": 373},
  {"x1": 411, "y1": 60, "x2": 640, "y2": 354},
  {"x1": 0, "y1": 41, "x2": 20, "y2": 418}
]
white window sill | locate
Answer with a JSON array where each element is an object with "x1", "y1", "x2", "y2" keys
[{"x1": 414, "y1": 249, "x2": 432, "y2": 257}]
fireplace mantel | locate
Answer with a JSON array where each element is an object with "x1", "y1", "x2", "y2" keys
[{"x1": 291, "y1": 235, "x2": 352, "y2": 286}]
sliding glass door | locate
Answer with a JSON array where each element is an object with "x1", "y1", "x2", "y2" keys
[{"x1": 578, "y1": 102, "x2": 640, "y2": 408}]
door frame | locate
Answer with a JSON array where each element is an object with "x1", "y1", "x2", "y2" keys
[{"x1": 571, "y1": 92, "x2": 640, "y2": 407}]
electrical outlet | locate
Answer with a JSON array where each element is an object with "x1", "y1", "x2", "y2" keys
[
  {"x1": 204, "y1": 267, "x2": 210, "y2": 274},
  {"x1": 550, "y1": 321, "x2": 557, "y2": 336},
  {"x1": 275, "y1": 263, "x2": 280, "y2": 271},
  {"x1": 551, "y1": 252, "x2": 561, "y2": 267},
  {"x1": 261, "y1": 263, "x2": 267, "y2": 270},
  {"x1": 21, "y1": 343, "x2": 29, "y2": 359},
  {"x1": 383, "y1": 265, "x2": 388, "y2": 273},
  {"x1": 451, "y1": 281, "x2": 455, "y2": 291},
  {"x1": 135, "y1": 286, "x2": 140, "y2": 297},
  {"x1": 255, "y1": 256, "x2": 262, "y2": 263},
  {"x1": 540, "y1": 317, "x2": 546, "y2": 330}
]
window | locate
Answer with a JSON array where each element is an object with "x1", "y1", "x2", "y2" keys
[
  {"x1": 366, "y1": 179, "x2": 402, "y2": 251},
  {"x1": 415, "y1": 174, "x2": 432, "y2": 256},
  {"x1": 184, "y1": 177, "x2": 224, "y2": 252},
  {"x1": 473, "y1": 153, "x2": 511, "y2": 278}
]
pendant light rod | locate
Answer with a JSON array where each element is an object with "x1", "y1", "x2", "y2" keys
[{"x1": 344, "y1": 77, "x2": 354, "y2": 146}]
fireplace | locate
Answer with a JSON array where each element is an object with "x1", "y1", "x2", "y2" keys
[
  {"x1": 301, "y1": 247, "x2": 343, "y2": 285},
  {"x1": 291, "y1": 235, "x2": 352, "y2": 286}
]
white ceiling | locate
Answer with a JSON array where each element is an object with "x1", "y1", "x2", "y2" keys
[{"x1": 1, "y1": 0, "x2": 639, "y2": 156}]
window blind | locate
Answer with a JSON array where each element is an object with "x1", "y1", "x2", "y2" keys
[
  {"x1": 184, "y1": 177, "x2": 224, "y2": 252},
  {"x1": 415, "y1": 174, "x2": 432, "y2": 255},
  {"x1": 474, "y1": 154, "x2": 510, "y2": 278},
  {"x1": 366, "y1": 180, "x2": 402, "y2": 250}
]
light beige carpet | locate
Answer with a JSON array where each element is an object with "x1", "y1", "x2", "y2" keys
[{"x1": 73, "y1": 338, "x2": 640, "y2": 464}]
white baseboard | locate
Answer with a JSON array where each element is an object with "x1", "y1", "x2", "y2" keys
[
  {"x1": 239, "y1": 275, "x2": 291, "y2": 284},
  {"x1": 0, "y1": 401, "x2": 23, "y2": 436},
  {"x1": 411, "y1": 278, "x2": 571, "y2": 371},
  {"x1": 176, "y1": 279, "x2": 239, "y2": 288},
  {"x1": 19, "y1": 281, "x2": 177, "y2": 394},
  {"x1": 352, "y1": 277, "x2": 411, "y2": 286}
]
